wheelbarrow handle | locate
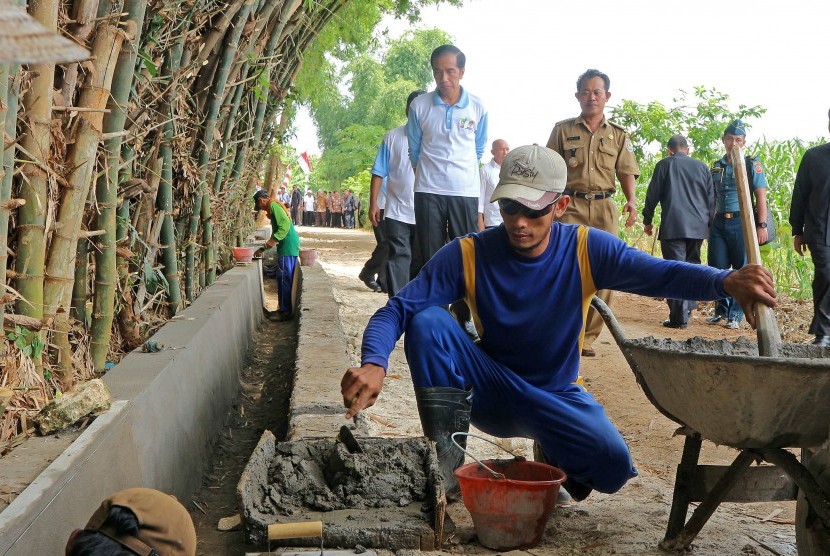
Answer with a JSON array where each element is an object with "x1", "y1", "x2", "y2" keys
[{"x1": 590, "y1": 296, "x2": 630, "y2": 349}]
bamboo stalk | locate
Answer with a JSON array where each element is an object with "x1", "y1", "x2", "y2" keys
[
  {"x1": 187, "y1": 0, "x2": 254, "y2": 298},
  {"x1": 14, "y1": 0, "x2": 60, "y2": 373},
  {"x1": 0, "y1": 64, "x2": 16, "y2": 353},
  {"x1": 90, "y1": 0, "x2": 148, "y2": 371},
  {"x1": 155, "y1": 24, "x2": 188, "y2": 316}
]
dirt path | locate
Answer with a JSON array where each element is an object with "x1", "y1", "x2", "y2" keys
[
  {"x1": 189, "y1": 282, "x2": 297, "y2": 555},
  {"x1": 299, "y1": 226, "x2": 800, "y2": 556}
]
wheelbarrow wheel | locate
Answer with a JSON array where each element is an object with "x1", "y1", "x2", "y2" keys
[{"x1": 796, "y1": 489, "x2": 830, "y2": 555}]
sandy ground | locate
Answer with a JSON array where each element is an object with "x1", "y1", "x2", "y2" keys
[{"x1": 298, "y1": 225, "x2": 805, "y2": 556}]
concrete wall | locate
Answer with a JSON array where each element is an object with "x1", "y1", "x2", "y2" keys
[{"x1": 0, "y1": 266, "x2": 262, "y2": 555}]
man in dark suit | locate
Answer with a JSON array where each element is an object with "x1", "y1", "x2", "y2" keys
[
  {"x1": 643, "y1": 134, "x2": 715, "y2": 328},
  {"x1": 790, "y1": 109, "x2": 830, "y2": 346}
]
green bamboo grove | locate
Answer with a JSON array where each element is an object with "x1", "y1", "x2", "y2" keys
[{"x1": 0, "y1": 0, "x2": 445, "y2": 421}]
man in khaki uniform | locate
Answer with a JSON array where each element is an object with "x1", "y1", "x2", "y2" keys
[{"x1": 547, "y1": 69, "x2": 639, "y2": 356}]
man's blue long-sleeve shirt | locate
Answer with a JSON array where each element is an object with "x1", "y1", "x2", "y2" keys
[{"x1": 361, "y1": 223, "x2": 730, "y2": 390}]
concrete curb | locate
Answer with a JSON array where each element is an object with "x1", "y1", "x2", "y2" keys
[
  {"x1": 0, "y1": 265, "x2": 262, "y2": 555},
  {"x1": 288, "y1": 264, "x2": 369, "y2": 439}
]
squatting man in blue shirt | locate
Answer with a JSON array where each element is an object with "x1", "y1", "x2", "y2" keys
[{"x1": 341, "y1": 144, "x2": 777, "y2": 500}]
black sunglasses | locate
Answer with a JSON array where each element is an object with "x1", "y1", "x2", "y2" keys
[{"x1": 498, "y1": 197, "x2": 558, "y2": 219}]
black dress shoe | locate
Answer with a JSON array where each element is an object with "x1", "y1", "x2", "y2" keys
[
  {"x1": 663, "y1": 319, "x2": 688, "y2": 329},
  {"x1": 267, "y1": 311, "x2": 292, "y2": 322},
  {"x1": 813, "y1": 335, "x2": 830, "y2": 347},
  {"x1": 359, "y1": 275, "x2": 382, "y2": 292},
  {"x1": 581, "y1": 347, "x2": 596, "y2": 357}
]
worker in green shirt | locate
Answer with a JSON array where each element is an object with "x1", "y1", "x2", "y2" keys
[{"x1": 254, "y1": 190, "x2": 301, "y2": 321}]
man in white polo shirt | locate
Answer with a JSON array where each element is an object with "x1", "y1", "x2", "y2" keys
[
  {"x1": 478, "y1": 139, "x2": 510, "y2": 230},
  {"x1": 407, "y1": 44, "x2": 488, "y2": 271},
  {"x1": 370, "y1": 90, "x2": 427, "y2": 297}
]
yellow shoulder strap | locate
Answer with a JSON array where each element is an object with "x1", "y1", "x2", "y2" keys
[
  {"x1": 459, "y1": 237, "x2": 483, "y2": 338},
  {"x1": 575, "y1": 226, "x2": 597, "y2": 349}
]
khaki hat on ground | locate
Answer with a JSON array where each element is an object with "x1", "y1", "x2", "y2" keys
[
  {"x1": 85, "y1": 487, "x2": 197, "y2": 556},
  {"x1": 489, "y1": 144, "x2": 567, "y2": 209}
]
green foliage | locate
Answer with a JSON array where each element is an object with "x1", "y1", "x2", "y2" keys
[
  {"x1": 611, "y1": 86, "x2": 766, "y2": 186},
  {"x1": 7, "y1": 326, "x2": 45, "y2": 360},
  {"x1": 384, "y1": 28, "x2": 450, "y2": 85}
]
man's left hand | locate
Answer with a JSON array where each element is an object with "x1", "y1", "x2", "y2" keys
[
  {"x1": 723, "y1": 264, "x2": 777, "y2": 329},
  {"x1": 756, "y1": 227, "x2": 769, "y2": 245},
  {"x1": 623, "y1": 201, "x2": 637, "y2": 228},
  {"x1": 644, "y1": 224, "x2": 654, "y2": 236}
]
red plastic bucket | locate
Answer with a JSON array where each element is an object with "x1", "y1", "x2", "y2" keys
[
  {"x1": 299, "y1": 248, "x2": 317, "y2": 266},
  {"x1": 454, "y1": 458, "x2": 566, "y2": 550},
  {"x1": 233, "y1": 246, "x2": 256, "y2": 263}
]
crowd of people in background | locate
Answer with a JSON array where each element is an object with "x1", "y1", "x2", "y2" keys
[{"x1": 282, "y1": 185, "x2": 359, "y2": 229}]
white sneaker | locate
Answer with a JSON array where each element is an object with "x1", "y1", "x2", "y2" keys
[
  {"x1": 725, "y1": 320, "x2": 740, "y2": 330},
  {"x1": 706, "y1": 315, "x2": 724, "y2": 324}
]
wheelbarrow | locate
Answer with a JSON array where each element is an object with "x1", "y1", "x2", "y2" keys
[{"x1": 592, "y1": 296, "x2": 830, "y2": 553}]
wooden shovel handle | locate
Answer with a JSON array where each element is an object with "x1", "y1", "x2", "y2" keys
[{"x1": 730, "y1": 146, "x2": 780, "y2": 356}]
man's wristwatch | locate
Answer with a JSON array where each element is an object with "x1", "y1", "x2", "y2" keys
[{"x1": 757, "y1": 221, "x2": 768, "y2": 228}]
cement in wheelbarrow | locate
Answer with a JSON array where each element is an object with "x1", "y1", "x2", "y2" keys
[
  {"x1": 237, "y1": 430, "x2": 445, "y2": 550},
  {"x1": 621, "y1": 335, "x2": 830, "y2": 449}
]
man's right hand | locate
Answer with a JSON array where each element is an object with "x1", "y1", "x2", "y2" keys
[
  {"x1": 723, "y1": 264, "x2": 777, "y2": 329},
  {"x1": 370, "y1": 205, "x2": 382, "y2": 228},
  {"x1": 341, "y1": 364, "x2": 386, "y2": 419},
  {"x1": 644, "y1": 224, "x2": 653, "y2": 236},
  {"x1": 794, "y1": 235, "x2": 806, "y2": 256}
]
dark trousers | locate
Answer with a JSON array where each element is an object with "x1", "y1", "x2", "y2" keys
[
  {"x1": 360, "y1": 211, "x2": 388, "y2": 290},
  {"x1": 303, "y1": 210, "x2": 314, "y2": 226},
  {"x1": 810, "y1": 242, "x2": 830, "y2": 336},
  {"x1": 708, "y1": 216, "x2": 746, "y2": 322},
  {"x1": 412, "y1": 192, "x2": 478, "y2": 275},
  {"x1": 385, "y1": 218, "x2": 417, "y2": 297},
  {"x1": 661, "y1": 239, "x2": 703, "y2": 325},
  {"x1": 331, "y1": 212, "x2": 343, "y2": 228},
  {"x1": 344, "y1": 210, "x2": 355, "y2": 228}
]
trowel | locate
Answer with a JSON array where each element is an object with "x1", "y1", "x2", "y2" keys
[
  {"x1": 337, "y1": 425, "x2": 363, "y2": 453},
  {"x1": 245, "y1": 520, "x2": 377, "y2": 556}
]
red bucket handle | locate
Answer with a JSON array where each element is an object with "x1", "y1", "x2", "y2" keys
[{"x1": 451, "y1": 432, "x2": 525, "y2": 480}]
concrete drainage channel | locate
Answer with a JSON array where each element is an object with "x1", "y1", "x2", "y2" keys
[
  {"x1": 0, "y1": 266, "x2": 262, "y2": 554},
  {"x1": 240, "y1": 264, "x2": 444, "y2": 554},
  {"x1": 0, "y1": 262, "x2": 442, "y2": 554}
]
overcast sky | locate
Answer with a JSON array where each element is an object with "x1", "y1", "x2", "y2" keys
[{"x1": 292, "y1": 0, "x2": 829, "y2": 156}]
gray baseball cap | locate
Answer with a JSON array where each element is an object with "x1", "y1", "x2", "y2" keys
[{"x1": 489, "y1": 144, "x2": 567, "y2": 209}]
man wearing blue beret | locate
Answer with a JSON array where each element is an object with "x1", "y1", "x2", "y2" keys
[{"x1": 707, "y1": 119, "x2": 771, "y2": 329}]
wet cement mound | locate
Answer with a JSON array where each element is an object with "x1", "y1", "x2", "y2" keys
[
  {"x1": 263, "y1": 435, "x2": 432, "y2": 513},
  {"x1": 630, "y1": 335, "x2": 830, "y2": 358},
  {"x1": 621, "y1": 336, "x2": 830, "y2": 449},
  {"x1": 238, "y1": 430, "x2": 445, "y2": 549}
]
